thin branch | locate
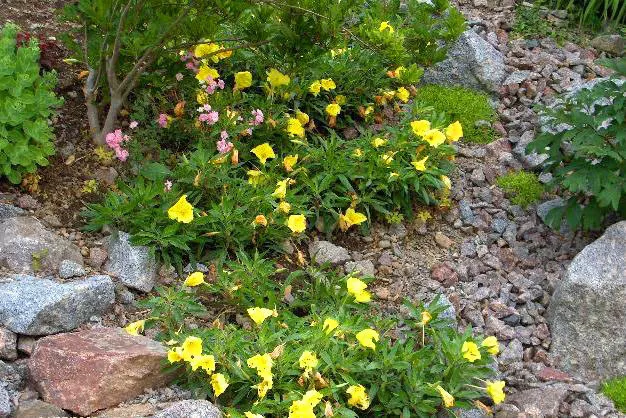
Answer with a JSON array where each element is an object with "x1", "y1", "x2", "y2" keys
[{"x1": 108, "y1": 0, "x2": 135, "y2": 91}]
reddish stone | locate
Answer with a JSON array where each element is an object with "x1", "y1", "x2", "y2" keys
[
  {"x1": 536, "y1": 366, "x2": 573, "y2": 383},
  {"x1": 430, "y1": 263, "x2": 459, "y2": 288},
  {"x1": 29, "y1": 328, "x2": 174, "y2": 416}
]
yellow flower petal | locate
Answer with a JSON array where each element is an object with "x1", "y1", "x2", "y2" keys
[
  {"x1": 184, "y1": 271, "x2": 205, "y2": 287},
  {"x1": 168, "y1": 195, "x2": 194, "y2": 223}
]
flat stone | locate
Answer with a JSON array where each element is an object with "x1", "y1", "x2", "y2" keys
[
  {"x1": 0, "y1": 204, "x2": 24, "y2": 221},
  {"x1": 431, "y1": 263, "x2": 459, "y2": 287},
  {"x1": 153, "y1": 400, "x2": 222, "y2": 418},
  {"x1": 344, "y1": 260, "x2": 375, "y2": 277},
  {"x1": 536, "y1": 198, "x2": 569, "y2": 233},
  {"x1": 0, "y1": 275, "x2": 114, "y2": 336},
  {"x1": 0, "y1": 217, "x2": 84, "y2": 274},
  {"x1": 507, "y1": 386, "x2": 568, "y2": 417},
  {"x1": 504, "y1": 70, "x2": 532, "y2": 85},
  {"x1": 0, "y1": 328, "x2": 17, "y2": 360},
  {"x1": 0, "y1": 385, "x2": 10, "y2": 418},
  {"x1": 58, "y1": 259, "x2": 86, "y2": 279},
  {"x1": 95, "y1": 403, "x2": 159, "y2": 418},
  {"x1": 590, "y1": 34, "x2": 624, "y2": 56},
  {"x1": 105, "y1": 231, "x2": 157, "y2": 292},
  {"x1": 434, "y1": 232, "x2": 454, "y2": 249},
  {"x1": 29, "y1": 328, "x2": 174, "y2": 416},
  {"x1": 15, "y1": 400, "x2": 69, "y2": 418},
  {"x1": 308, "y1": 241, "x2": 351, "y2": 266}
]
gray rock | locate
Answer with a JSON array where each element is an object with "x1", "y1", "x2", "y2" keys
[
  {"x1": 0, "y1": 328, "x2": 16, "y2": 361},
  {"x1": 14, "y1": 400, "x2": 69, "y2": 418},
  {"x1": 458, "y1": 409, "x2": 488, "y2": 418},
  {"x1": 0, "y1": 360, "x2": 26, "y2": 392},
  {"x1": 536, "y1": 198, "x2": 569, "y2": 233},
  {"x1": 153, "y1": 400, "x2": 222, "y2": 418},
  {"x1": 308, "y1": 241, "x2": 351, "y2": 266},
  {"x1": 344, "y1": 260, "x2": 375, "y2": 277},
  {"x1": 513, "y1": 131, "x2": 548, "y2": 169},
  {"x1": 507, "y1": 386, "x2": 568, "y2": 418},
  {"x1": 499, "y1": 339, "x2": 523, "y2": 365},
  {"x1": 548, "y1": 221, "x2": 626, "y2": 381},
  {"x1": 459, "y1": 200, "x2": 475, "y2": 224},
  {"x1": 492, "y1": 218, "x2": 508, "y2": 235},
  {"x1": 58, "y1": 260, "x2": 86, "y2": 279},
  {"x1": 0, "y1": 217, "x2": 84, "y2": 274},
  {"x1": 504, "y1": 70, "x2": 532, "y2": 85},
  {"x1": 105, "y1": 231, "x2": 158, "y2": 292},
  {"x1": 437, "y1": 294, "x2": 457, "y2": 323},
  {"x1": 421, "y1": 30, "x2": 506, "y2": 93},
  {"x1": 590, "y1": 34, "x2": 625, "y2": 56},
  {"x1": 0, "y1": 204, "x2": 23, "y2": 221},
  {"x1": 0, "y1": 275, "x2": 115, "y2": 336},
  {"x1": 0, "y1": 385, "x2": 10, "y2": 418}
]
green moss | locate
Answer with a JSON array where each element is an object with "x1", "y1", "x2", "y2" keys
[
  {"x1": 413, "y1": 85, "x2": 496, "y2": 144},
  {"x1": 603, "y1": 376, "x2": 626, "y2": 413},
  {"x1": 497, "y1": 171, "x2": 544, "y2": 208}
]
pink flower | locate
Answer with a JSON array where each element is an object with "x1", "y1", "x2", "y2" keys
[
  {"x1": 105, "y1": 129, "x2": 123, "y2": 148},
  {"x1": 158, "y1": 114, "x2": 169, "y2": 128},
  {"x1": 216, "y1": 138, "x2": 234, "y2": 154},
  {"x1": 198, "y1": 111, "x2": 219, "y2": 125},
  {"x1": 115, "y1": 147, "x2": 129, "y2": 162},
  {"x1": 251, "y1": 109, "x2": 264, "y2": 126},
  {"x1": 246, "y1": 128, "x2": 253, "y2": 135},
  {"x1": 175, "y1": 73, "x2": 184, "y2": 81},
  {"x1": 185, "y1": 61, "x2": 197, "y2": 71},
  {"x1": 220, "y1": 130, "x2": 229, "y2": 140},
  {"x1": 164, "y1": 180, "x2": 173, "y2": 192},
  {"x1": 129, "y1": 121, "x2": 138, "y2": 129},
  {"x1": 217, "y1": 79, "x2": 225, "y2": 89}
]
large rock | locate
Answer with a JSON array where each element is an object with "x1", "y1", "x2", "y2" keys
[
  {"x1": 14, "y1": 400, "x2": 69, "y2": 418},
  {"x1": 29, "y1": 328, "x2": 174, "y2": 416},
  {"x1": 0, "y1": 203, "x2": 23, "y2": 221},
  {"x1": 507, "y1": 386, "x2": 568, "y2": 417},
  {"x1": 0, "y1": 275, "x2": 114, "y2": 336},
  {"x1": 421, "y1": 29, "x2": 506, "y2": 93},
  {"x1": 308, "y1": 241, "x2": 351, "y2": 266},
  {"x1": 548, "y1": 221, "x2": 626, "y2": 381},
  {"x1": 0, "y1": 217, "x2": 83, "y2": 274},
  {"x1": 590, "y1": 34, "x2": 625, "y2": 56},
  {"x1": 105, "y1": 231, "x2": 158, "y2": 292},
  {"x1": 153, "y1": 400, "x2": 222, "y2": 418}
]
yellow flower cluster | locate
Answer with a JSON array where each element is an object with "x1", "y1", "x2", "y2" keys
[
  {"x1": 411, "y1": 120, "x2": 463, "y2": 148},
  {"x1": 247, "y1": 307, "x2": 278, "y2": 325},
  {"x1": 288, "y1": 389, "x2": 323, "y2": 418},
  {"x1": 309, "y1": 78, "x2": 336, "y2": 96},
  {"x1": 346, "y1": 384, "x2": 370, "y2": 409},
  {"x1": 339, "y1": 208, "x2": 367, "y2": 231},
  {"x1": 247, "y1": 353, "x2": 274, "y2": 398},
  {"x1": 346, "y1": 276, "x2": 371, "y2": 303}
]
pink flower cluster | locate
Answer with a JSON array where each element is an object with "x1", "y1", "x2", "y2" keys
[
  {"x1": 204, "y1": 78, "x2": 225, "y2": 94},
  {"x1": 158, "y1": 114, "x2": 169, "y2": 128},
  {"x1": 105, "y1": 129, "x2": 130, "y2": 162},
  {"x1": 216, "y1": 131, "x2": 233, "y2": 154},
  {"x1": 250, "y1": 109, "x2": 264, "y2": 126},
  {"x1": 197, "y1": 104, "x2": 219, "y2": 125}
]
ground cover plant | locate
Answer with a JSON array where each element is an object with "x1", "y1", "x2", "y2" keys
[
  {"x1": 497, "y1": 171, "x2": 544, "y2": 208},
  {"x1": 602, "y1": 376, "x2": 626, "y2": 413}
]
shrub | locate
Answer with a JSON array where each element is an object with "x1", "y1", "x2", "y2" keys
[
  {"x1": 130, "y1": 263, "x2": 505, "y2": 417},
  {"x1": 527, "y1": 58, "x2": 626, "y2": 230},
  {"x1": 550, "y1": 0, "x2": 626, "y2": 27},
  {"x1": 602, "y1": 376, "x2": 626, "y2": 413},
  {"x1": 497, "y1": 171, "x2": 544, "y2": 208},
  {"x1": 0, "y1": 24, "x2": 62, "y2": 184},
  {"x1": 412, "y1": 85, "x2": 496, "y2": 144}
]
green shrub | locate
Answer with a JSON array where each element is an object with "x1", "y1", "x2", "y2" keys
[
  {"x1": 497, "y1": 171, "x2": 545, "y2": 208},
  {"x1": 512, "y1": 2, "x2": 563, "y2": 40},
  {"x1": 602, "y1": 376, "x2": 626, "y2": 413},
  {"x1": 412, "y1": 85, "x2": 496, "y2": 144},
  {"x1": 528, "y1": 57, "x2": 626, "y2": 230},
  {"x1": 550, "y1": 0, "x2": 626, "y2": 27},
  {"x1": 0, "y1": 23, "x2": 62, "y2": 184}
]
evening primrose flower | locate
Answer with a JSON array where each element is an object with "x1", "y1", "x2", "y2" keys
[
  {"x1": 379, "y1": 21, "x2": 394, "y2": 33},
  {"x1": 211, "y1": 373, "x2": 229, "y2": 397},
  {"x1": 322, "y1": 318, "x2": 339, "y2": 334},
  {"x1": 299, "y1": 351, "x2": 319, "y2": 373},
  {"x1": 411, "y1": 156, "x2": 429, "y2": 171},
  {"x1": 189, "y1": 354, "x2": 216, "y2": 373},
  {"x1": 167, "y1": 347, "x2": 184, "y2": 363},
  {"x1": 272, "y1": 179, "x2": 289, "y2": 199},
  {"x1": 254, "y1": 214, "x2": 268, "y2": 227},
  {"x1": 244, "y1": 413, "x2": 264, "y2": 418},
  {"x1": 196, "y1": 64, "x2": 220, "y2": 82},
  {"x1": 356, "y1": 328, "x2": 379, "y2": 350},
  {"x1": 181, "y1": 336, "x2": 203, "y2": 361},
  {"x1": 247, "y1": 307, "x2": 277, "y2": 325},
  {"x1": 461, "y1": 341, "x2": 481, "y2": 362},
  {"x1": 352, "y1": 148, "x2": 364, "y2": 158},
  {"x1": 247, "y1": 170, "x2": 264, "y2": 186},
  {"x1": 436, "y1": 385, "x2": 455, "y2": 408},
  {"x1": 421, "y1": 310, "x2": 432, "y2": 325},
  {"x1": 410, "y1": 120, "x2": 431, "y2": 136},
  {"x1": 283, "y1": 154, "x2": 298, "y2": 172},
  {"x1": 346, "y1": 276, "x2": 371, "y2": 302},
  {"x1": 335, "y1": 95, "x2": 347, "y2": 105},
  {"x1": 235, "y1": 71, "x2": 253, "y2": 90},
  {"x1": 320, "y1": 78, "x2": 336, "y2": 91},
  {"x1": 251, "y1": 143, "x2": 276, "y2": 164},
  {"x1": 124, "y1": 320, "x2": 145, "y2": 336},
  {"x1": 346, "y1": 385, "x2": 370, "y2": 410},
  {"x1": 482, "y1": 336, "x2": 500, "y2": 355},
  {"x1": 295, "y1": 110, "x2": 309, "y2": 125},
  {"x1": 339, "y1": 208, "x2": 368, "y2": 231},
  {"x1": 167, "y1": 195, "x2": 194, "y2": 223},
  {"x1": 441, "y1": 175, "x2": 452, "y2": 189},
  {"x1": 486, "y1": 380, "x2": 506, "y2": 404},
  {"x1": 325, "y1": 103, "x2": 341, "y2": 117},
  {"x1": 289, "y1": 399, "x2": 316, "y2": 418},
  {"x1": 309, "y1": 80, "x2": 322, "y2": 96},
  {"x1": 423, "y1": 129, "x2": 447, "y2": 148},
  {"x1": 396, "y1": 87, "x2": 410, "y2": 103},
  {"x1": 267, "y1": 68, "x2": 290, "y2": 87},
  {"x1": 371, "y1": 137, "x2": 387, "y2": 148},
  {"x1": 381, "y1": 151, "x2": 395, "y2": 165},
  {"x1": 286, "y1": 118, "x2": 305, "y2": 138},
  {"x1": 302, "y1": 389, "x2": 323, "y2": 407},
  {"x1": 287, "y1": 214, "x2": 306, "y2": 233},
  {"x1": 184, "y1": 271, "x2": 205, "y2": 287},
  {"x1": 278, "y1": 201, "x2": 292, "y2": 214},
  {"x1": 445, "y1": 121, "x2": 463, "y2": 141}
]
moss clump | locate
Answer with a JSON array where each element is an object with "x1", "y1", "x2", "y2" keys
[
  {"x1": 603, "y1": 376, "x2": 626, "y2": 413},
  {"x1": 497, "y1": 171, "x2": 544, "y2": 208},
  {"x1": 413, "y1": 85, "x2": 496, "y2": 144}
]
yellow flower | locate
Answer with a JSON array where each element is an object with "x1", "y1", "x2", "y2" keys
[
  {"x1": 211, "y1": 373, "x2": 229, "y2": 397},
  {"x1": 302, "y1": 389, "x2": 323, "y2": 407},
  {"x1": 346, "y1": 385, "x2": 370, "y2": 410},
  {"x1": 196, "y1": 64, "x2": 220, "y2": 82},
  {"x1": 436, "y1": 385, "x2": 455, "y2": 408},
  {"x1": 283, "y1": 154, "x2": 298, "y2": 172},
  {"x1": 356, "y1": 328, "x2": 380, "y2": 350},
  {"x1": 257, "y1": 376, "x2": 273, "y2": 398},
  {"x1": 235, "y1": 71, "x2": 253, "y2": 90},
  {"x1": 267, "y1": 68, "x2": 290, "y2": 87},
  {"x1": 286, "y1": 118, "x2": 305, "y2": 138},
  {"x1": 247, "y1": 170, "x2": 264, "y2": 186},
  {"x1": 389, "y1": 172, "x2": 399, "y2": 180},
  {"x1": 124, "y1": 320, "x2": 145, "y2": 336},
  {"x1": 421, "y1": 310, "x2": 432, "y2": 325},
  {"x1": 445, "y1": 121, "x2": 463, "y2": 142},
  {"x1": 167, "y1": 347, "x2": 184, "y2": 363},
  {"x1": 320, "y1": 78, "x2": 336, "y2": 91},
  {"x1": 347, "y1": 276, "x2": 371, "y2": 303},
  {"x1": 410, "y1": 120, "x2": 431, "y2": 136},
  {"x1": 254, "y1": 214, "x2": 268, "y2": 227},
  {"x1": 168, "y1": 195, "x2": 194, "y2": 223},
  {"x1": 339, "y1": 208, "x2": 368, "y2": 231},
  {"x1": 272, "y1": 179, "x2": 289, "y2": 199},
  {"x1": 247, "y1": 307, "x2": 277, "y2": 325},
  {"x1": 184, "y1": 271, "x2": 205, "y2": 287},
  {"x1": 411, "y1": 156, "x2": 428, "y2": 172},
  {"x1": 322, "y1": 318, "x2": 339, "y2": 334},
  {"x1": 295, "y1": 110, "x2": 309, "y2": 125},
  {"x1": 189, "y1": 354, "x2": 216, "y2": 373},
  {"x1": 379, "y1": 21, "x2": 394, "y2": 33},
  {"x1": 247, "y1": 353, "x2": 273, "y2": 376},
  {"x1": 289, "y1": 400, "x2": 315, "y2": 418},
  {"x1": 382, "y1": 90, "x2": 396, "y2": 102},
  {"x1": 423, "y1": 129, "x2": 447, "y2": 148},
  {"x1": 363, "y1": 106, "x2": 374, "y2": 116},
  {"x1": 396, "y1": 87, "x2": 410, "y2": 103},
  {"x1": 251, "y1": 143, "x2": 276, "y2": 164},
  {"x1": 287, "y1": 214, "x2": 306, "y2": 233},
  {"x1": 309, "y1": 80, "x2": 322, "y2": 96},
  {"x1": 194, "y1": 43, "x2": 219, "y2": 59},
  {"x1": 325, "y1": 103, "x2": 341, "y2": 117},
  {"x1": 335, "y1": 95, "x2": 347, "y2": 105},
  {"x1": 352, "y1": 148, "x2": 363, "y2": 157},
  {"x1": 278, "y1": 201, "x2": 292, "y2": 214},
  {"x1": 441, "y1": 175, "x2": 452, "y2": 189},
  {"x1": 461, "y1": 341, "x2": 481, "y2": 362},
  {"x1": 299, "y1": 351, "x2": 319, "y2": 373},
  {"x1": 196, "y1": 90, "x2": 209, "y2": 104},
  {"x1": 181, "y1": 336, "x2": 203, "y2": 361},
  {"x1": 371, "y1": 137, "x2": 387, "y2": 148},
  {"x1": 245, "y1": 412, "x2": 264, "y2": 418},
  {"x1": 482, "y1": 336, "x2": 500, "y2": 355},
  {"x1": 330, "y1": 48, "x2": 346, "y2": 57},
  {"x1": 486, "y1": 380, "x2": 506, "y2": 405},
  {"x1": 381, "y1": 151, "x2": 395, "y2": 165}
]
